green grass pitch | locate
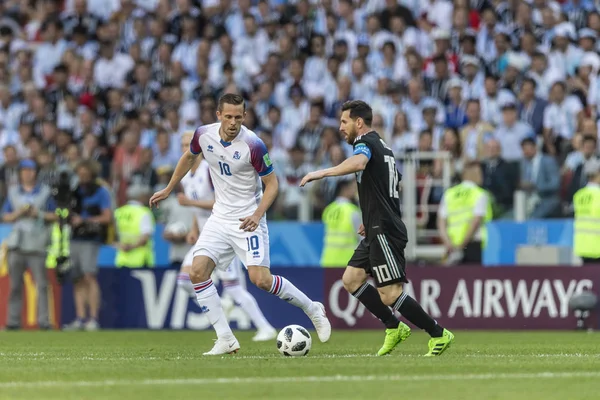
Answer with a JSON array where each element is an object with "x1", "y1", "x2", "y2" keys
[{"x1": 1, "y1": 330, "x2": 599, "y2": 400}]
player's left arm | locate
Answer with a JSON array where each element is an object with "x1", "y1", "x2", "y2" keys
[{"x1": 239, "y1": 138, "x2": 278, "y2": 231}]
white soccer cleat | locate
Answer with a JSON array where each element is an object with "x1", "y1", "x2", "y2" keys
[
  {"x1": 84, "y1": 319, "x2": 99, "y2": 331},
  {"x1": 252, "y1": 327, "x2": 277, "y2": 342},
  {"x1": 307, "y1": 302, "x2": 331, "y2": 343},
  {"x1": 202, "y1": 337, "x2": 240, "y2": 356}
]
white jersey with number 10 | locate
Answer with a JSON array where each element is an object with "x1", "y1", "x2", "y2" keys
[{"x1": 190, "y1": 123, "x2": 274, "y2": 221}]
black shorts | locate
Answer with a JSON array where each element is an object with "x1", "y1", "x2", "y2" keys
[{"x1": 348, "y1": 233, "x2": 408, "y2": 287}]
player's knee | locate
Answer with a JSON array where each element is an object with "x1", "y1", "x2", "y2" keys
[
  {"x1": 248, "y1": 267, "x2": 271, "y2": 291},
  {"x1": 342, "y1": 267, "x2": 367, "y2": 293},
  {"x1": 378, "y1": 285, "x2": 403, "y2": 306},
  {"x1": 189, "y1": 256, "x2": 214, "y2": 282}
]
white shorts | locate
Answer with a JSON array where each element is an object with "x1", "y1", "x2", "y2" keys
[
  {"x1": 181, "y1": 248, "x2": 242, "y2": 282},
  {"x1": 192, "y1": 215, "x2": 270, "y2": 270}
]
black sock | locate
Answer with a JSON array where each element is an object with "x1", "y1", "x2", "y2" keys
[
  {"x1": 352, "y1": 283, "x2": 399, "y2": 329},
  {"x1": 393, "y1": 292, "x2": 443, "y2": 337}
]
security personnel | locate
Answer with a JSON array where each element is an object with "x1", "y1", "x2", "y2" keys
[
  {"x1": 438, "y1": 161, "x2": 492, "y2": 264},
  {"x1": 1, "y1": 159, "x2": 57, "y2": 330},
  {"x1": 114, "y1": 184, "x2": 155, "y2": 268},
  {"x1": 573, "y1": 159, "x2": 600, "y2": 263},
  {"x1": 321, "y1": 179, "x2": 361, "y2": 267}
]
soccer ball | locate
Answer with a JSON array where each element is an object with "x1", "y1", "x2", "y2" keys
[
  {"x1": 276, "y1": 325, "x2": 312, "y2": 357},
  {"x1": 164, "y1": 221, "x2": 188, "y2": 236}
]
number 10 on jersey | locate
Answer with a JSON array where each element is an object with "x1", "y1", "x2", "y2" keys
[{"x1": 247, "y1": 235, "x2": 259, "y2": 251}]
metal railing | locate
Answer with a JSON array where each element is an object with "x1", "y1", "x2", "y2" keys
[{"x1": 400, "y1": 151, "x2": 452, "y2": 262}]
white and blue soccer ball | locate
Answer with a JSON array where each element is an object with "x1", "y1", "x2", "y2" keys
[{"x1": 276, "y1": 325, "x2": 312, "y2": 357}]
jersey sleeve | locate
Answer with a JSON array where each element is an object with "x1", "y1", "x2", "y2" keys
[
  {"x1": 190, "y1": 126, "x2": 206, "y2": 155},
  {"x1": 353, "y1": 140, "x2": 372, "y2": 161},
  {"x1": 249, "y1": 137, "x2": 274, "y2": 177}
]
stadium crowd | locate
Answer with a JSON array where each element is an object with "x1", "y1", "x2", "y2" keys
[{"x1": 0, "y1": 0, "x2": 599, "y2": 224}]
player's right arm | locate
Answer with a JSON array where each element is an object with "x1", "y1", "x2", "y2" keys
[
  {"x1": 149, "y1": 150, "x2": 197, "y2": 208},
  {"x1": 299, "y1": 143, "x2": 370, "y2": 186}
]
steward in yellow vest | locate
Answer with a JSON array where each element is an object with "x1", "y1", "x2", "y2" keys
[
  {"x1": 573, "y1": 159, "x2": 600, "y2": 263},
  {"x1": 438, "y1": 162, "x2": 492, "y2": 264},
  {"x1": 114, "y1": 185, "x2": 155, "y2": 268},
  {"x1": 321, "y1": 180, "x2": 361, "y2": 267}
]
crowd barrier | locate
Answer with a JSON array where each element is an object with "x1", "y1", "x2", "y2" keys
[{"x1": 1, "y1": 265, "x2": 597, "y2": 330}]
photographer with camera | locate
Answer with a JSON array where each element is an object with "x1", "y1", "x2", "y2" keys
[
  {"x1": 2, "y1": 159, "x2": 57, "y2": 330},
  {"x1": 62, "y1": 160, "x2": 112, "y2": 331}
]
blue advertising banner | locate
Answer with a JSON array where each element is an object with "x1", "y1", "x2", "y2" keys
[
  {"x1": 484, "y1": 220, "x2": 573, "y2": 265},
  {"x1": 0, "y1": 222, "x2": 325, "y2": 268},
  {"x1": 59, "y1": 267, "x2": 324, "y2": 330}
]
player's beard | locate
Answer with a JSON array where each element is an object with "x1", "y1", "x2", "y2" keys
[{"x1": 344, "y1": 128, "x2": 357, "y2": 145}]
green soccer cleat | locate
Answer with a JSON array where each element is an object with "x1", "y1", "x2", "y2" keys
[
  {"x1": 377, "y1": 322, "x2": 411, "y2": 356},
  {"x1": 424, "y1": 329, "x2": 455, "y2": 357}
]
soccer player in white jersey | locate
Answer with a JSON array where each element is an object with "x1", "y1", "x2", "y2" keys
[
  {"x1": 150, "y1": 94, "x2": 331, "y2": 355},
  {"x1": 176, "y1": 131, "x2": 277, "y2": 342}
]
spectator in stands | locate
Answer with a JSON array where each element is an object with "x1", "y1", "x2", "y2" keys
[
  {"x1": 481, "y1": 139, "x2": 518, "y2": 217},
  {"x1": 460, "y1": 99, "x2": 494, "y2": 161},
  {"x1": 391, "y1": 111, "x2": 417, "y2": 154},
  {"x1": 543, "y1": 81, "x2": 584, "y2": 157},
  {"x1": 420, "y1": 98, "x2": 445, "y2": 150},
  {"x1": 296, "y1": 101, "x2": 326, "y2": 162},
  {"x1": 444, "y1": 78, "x2": 468, "y2": 130},
  {"x1": 519, "y1": 137, "x2": 561, "y2": 219},
  {"x1": 567, "y1": 135, "x2": 599, "y2": 204},
  {"x1": 494, "y1": 102, "x2": 535, "y2": 163},
  {"x1": 435, "y1": 128, "x2": 463, "y2": 183},
  {"x1": 152, "y1": 128, "x2": 179, "y2": 170},
  {"x1": 112, "y1": 130, "x2": 142, "y2": 205},
  {"x1": 0, "y1": 145, "x2": 19, "y2": 202},
  {"x1": 131, "y1": 147, "x2": 158, "y2": 189},
  {"x1": 63, "y1": 160, "x2": 112, "y2": 331},
  {"x1": 518, "y1": 77, "x2": 547, "y2": 136}
]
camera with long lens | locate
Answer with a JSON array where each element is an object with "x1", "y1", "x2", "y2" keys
[
  {"x1": 51, "y1": 172, "x2": 74, "y2": 283},
  {"x1": 51, "y1": 171, "x2": 73, "y2": 208}
]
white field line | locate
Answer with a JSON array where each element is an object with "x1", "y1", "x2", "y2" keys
[
  {"x1": 1, "y1": 371, "x2": 600, "y2": 389},
  {"x1": 0, "y1": 352, "x2": 599, "y2": 361}
]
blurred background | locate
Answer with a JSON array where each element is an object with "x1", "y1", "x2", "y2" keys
[{"x1": 0, "y1": 0, "x2": 598, "y2": 332}]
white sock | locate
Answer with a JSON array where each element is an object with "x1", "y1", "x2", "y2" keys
[
  {"x1": 223, "y1": 282, "x2": 273, "y2": 331},
  {"x1": 193, "y1": 279, "x2": 234, "y2": 339},
  {"x1": 177, "y1": 273, "x2": 200, "y2": 306},
  {"x1": 268, "y1": 275, "x2": 315, "y2": 315}
]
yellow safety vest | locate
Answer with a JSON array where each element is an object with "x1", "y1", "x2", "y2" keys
[
  {"x1": 573, "y1": 185, "x2": 600, "y2": 259},
  {"x1": 445, "y1": 183, "x2": 493, "y2": 248},
  {"x1": 46, "y1": 209, "x2": 71, "y2": 269},
  {"x1": 114, "y1": 204, "x2": 155, "y2": 268},
  {"x1": 321, "y1": 200, "x2": 360, "y2": 267}
]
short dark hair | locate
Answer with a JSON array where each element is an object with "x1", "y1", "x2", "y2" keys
[
  {"x1": 218, "y1": 93, "x2": 245, "y2": 112},
  {"x1": 522, "y1": 77, "x2": 537, "y2": 89},
  {"x1": 341, "y1": 100, "x2": 373, "y2": 126},
  {"x1": 583, "y1": 135, "x2": 598, "y2": 146},
  {"x1": 521, "y1": 137, "x2": 536, "y2": 146}
]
